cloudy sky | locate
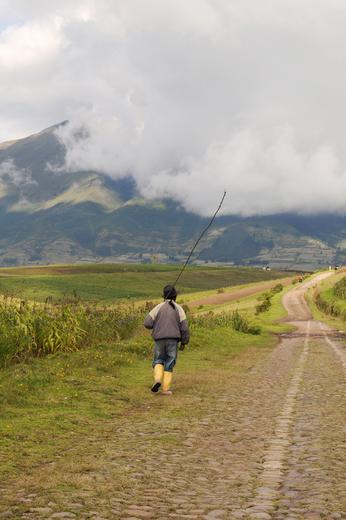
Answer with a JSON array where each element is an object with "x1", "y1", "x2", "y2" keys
[{"x1": 1, "y1": 0, "x2": 346, "y2": 216}]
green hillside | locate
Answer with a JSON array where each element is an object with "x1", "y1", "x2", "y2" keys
[{"x1": 0, "y1": 123, "x2": 345, "y2": 269}]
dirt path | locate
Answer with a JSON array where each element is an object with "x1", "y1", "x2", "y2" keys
[
  {"x1": 188, "y1": 276, "x2": 293, "y2": 308},
  {"x1": 2, "y1": 273, "x2": 346, "y2": 519}
]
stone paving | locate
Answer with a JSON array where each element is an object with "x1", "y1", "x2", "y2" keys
[{"x1": 1, "y1": 273, "x2": 345, "y2": 519}]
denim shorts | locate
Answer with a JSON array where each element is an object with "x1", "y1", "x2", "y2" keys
[{"x1": 152, "y1": 339, "x2": 178, "y2": 372}]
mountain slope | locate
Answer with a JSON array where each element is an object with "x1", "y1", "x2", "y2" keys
[{"x1": 0, "y1": 124, "x2": 345, "y2": 268}]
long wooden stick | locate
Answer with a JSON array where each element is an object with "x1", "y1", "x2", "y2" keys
[{"x1": 173, "y1": 191, "x2": 227, "y2": 287}]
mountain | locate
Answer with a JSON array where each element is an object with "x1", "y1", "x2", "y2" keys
[{"x1": 0, "y1": 123, "x2": 345, "y2": 269}]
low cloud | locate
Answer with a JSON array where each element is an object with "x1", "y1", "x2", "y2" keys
[
  {"x1": 1, "y1": 0, "x2": 346, "y2": 215},
  {"x1": 142, "y1": 128, "x2": 346, "y2": 216},
  {"x1": 0, "y1": 159, "x2": 37, "y2": 202},
  {"x1": 0, "y1": 159, "x2": 36, "y2": 187}
]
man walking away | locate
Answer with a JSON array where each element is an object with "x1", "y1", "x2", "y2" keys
[{"x1": 144, "y1": 285, "x2": 190, "y2": 395}]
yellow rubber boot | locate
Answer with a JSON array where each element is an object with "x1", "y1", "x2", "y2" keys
[
  {"x1": 151, "y1": 364, "x2": 164, "y2": 393},
  {"x1": 162, "y1": 371, "x2": 173, "y2": 395}
]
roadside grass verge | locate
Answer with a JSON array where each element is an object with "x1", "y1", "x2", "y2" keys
[
  {"x1": 250, "y1": 289, "x2": 294, "y2": 334},
  {"x1": 306, "y1": 271, "x2": 346, "y2": 331},
  {"x1": 196, "y1": 283, "x2": 294, "y2": 336}
]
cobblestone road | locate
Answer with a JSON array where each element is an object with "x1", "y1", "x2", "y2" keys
[{"x1": 2, "y1": 273, "x2": 346, "y2": 519}]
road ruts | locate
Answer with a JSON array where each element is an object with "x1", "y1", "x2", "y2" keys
[
  {"x1": 3, "y1": 273, "x2": 346, "y2": 520},
  {"x1": 245, "y1": 321, "x2": 312, "y2": 519},
  {"x1": 247, "y1": 272, "x2": 346, "y2": 520}
]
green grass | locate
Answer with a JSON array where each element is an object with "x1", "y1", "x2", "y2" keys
[
  {"x1": 306, "y1": 271, "x2": 346, "y2": 330},
  {"x1": 0, "y1": 263, "x2": 288, "y2": 303},
  {"x1": 0, "y1": 274, "x2": 292, "y2": 485},
  {"x1": 334, "y1": 274, "x2": 346, "y2": 299},
  {"x1": 0, "y1": 299, "x2": 145, "y2": 368},
  {"x1": 0, "y1": 327, "x2": 273, "y2": 480},
  {"x1": 196, "y1": 283, "x2": 294, "y2": 335}
]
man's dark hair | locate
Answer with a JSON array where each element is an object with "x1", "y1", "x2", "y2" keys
[{"x1": 163, "y1": 285, "x2": 177, "y2": 301}]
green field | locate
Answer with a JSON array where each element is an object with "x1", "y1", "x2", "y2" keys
[{"x1": 0, "y1": 263, "x2": 288, "y2": 303}]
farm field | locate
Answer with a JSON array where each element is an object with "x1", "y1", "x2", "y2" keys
[{"x1": 0, "y1": 263, "x2": 289, "y2": 303}]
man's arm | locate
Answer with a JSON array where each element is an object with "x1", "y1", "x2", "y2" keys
[
  {"x1": 180, "y1": 319, "x2": 190, "y2": 345},
  {"x1": 176, "y1": 304, "x2": 190, "y2": 345},
  {"x1": 143, "y1": 303, "x2": 163, "y2": 330},
  {"x1": 144, "y1": 314, "x2": 154, "y2": 329}
]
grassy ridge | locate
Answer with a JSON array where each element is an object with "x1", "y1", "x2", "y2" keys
[
  {"x1": 334, "y1": 275, "x2": 346, "y2": 299},
  {"x1": 0, "y1": 264, "x2": 287, "y2": 303},
  {"x1": 314, "y1": 272, "x2": 346, "y2": 322}
]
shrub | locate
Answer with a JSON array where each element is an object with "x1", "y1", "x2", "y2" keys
[
  {"x1": 231, "y1": 310, "x2": 261, "y2": 334},
  {"x1": 255, "y1": 295, "x2": 272, "y2": 314},
  {"x1": 270, "y1": 283, "x2": 283, "y2": 295},
  {"x1": 248, "y1": 325, "x2": 262, "y2": 335},
  {"x1": 231, "y1": 310, "x2": 250, "y2": 333}
]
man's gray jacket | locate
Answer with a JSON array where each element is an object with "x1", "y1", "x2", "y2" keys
[{"x1": 144, "y1": 301, "x2": 190, "y2": 344}]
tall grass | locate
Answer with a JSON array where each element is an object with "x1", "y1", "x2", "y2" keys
[
  {"x1": 315, "y1": 292, "x2": 346, "y2": 321},
  {"x1": 191, "y1": 310, "x2": 261, "y2": 335},
  {"x1": 334, "y1": 276, "x2": 346, "y2": 299},
  {"x1": 0, "y1": 283, "x2": 268, "y2": 368},
  {"x1": 315, "y1": 276, "x2": 346, "y2": 322},
  {"x1": 0, "y1": 298, "x2": 144, "y2": 367}
]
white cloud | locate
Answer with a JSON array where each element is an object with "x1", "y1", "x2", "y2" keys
[
  {"x1": 142, "y1": 128, "x2": 346, "y2": 216},
  {"x1": 0, "y1": 17, "x2": 64, "y2": 68},
  {"x1": 0, "y1": 159, "x2": 36, "y2": 196},
  {"x1": 1, "y1": 0, "x2": 346, "y2": 215}
]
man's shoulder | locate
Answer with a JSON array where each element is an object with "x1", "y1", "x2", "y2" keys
[
  {"x1": 173, "y1": 302, "x2": 187, "y2": 321},
  {"x1": 149, "y1": 302, "x2": 165, "y2": 318}
]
